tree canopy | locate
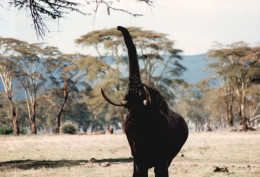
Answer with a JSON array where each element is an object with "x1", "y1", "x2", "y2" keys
[
  {"x1": 3, "y1": 0, "x2": 153, "y2": 38},
  {"x1": 205, "y1": 42, "x2": 260, "y2": 131}
]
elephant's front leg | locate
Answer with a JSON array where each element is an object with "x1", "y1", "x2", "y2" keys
[
  {"x1": 133, "y1": 160, "x2": 148, "y2": 177},
  {"x1": 154, "y1": 161, "x2": 169, "y2": 177}
]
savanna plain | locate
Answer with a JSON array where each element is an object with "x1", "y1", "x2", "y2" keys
[{"x1": 0, "y1": 132, "x2": 259, "y2": 177}]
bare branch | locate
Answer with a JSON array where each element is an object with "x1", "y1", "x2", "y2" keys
[{"x1": 7, "y1": 0, "x2": 151, "y2": 39}]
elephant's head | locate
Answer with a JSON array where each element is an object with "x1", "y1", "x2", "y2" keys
[{"x1": 101, "y1": 26, "x2": 151, "y2": 109}]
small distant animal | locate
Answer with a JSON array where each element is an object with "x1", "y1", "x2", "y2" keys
[
  {"x1": 107, "y1": 127, "x2": 114, "y2": 134},
  {"x1": 101, "y1": 26, "x2": 189, "y2": 177},
  {"x1": 214, "y1": 167, "x2": 229, "y2": 173}
]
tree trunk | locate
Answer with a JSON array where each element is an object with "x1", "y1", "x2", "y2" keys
[
  {"x1": 226, "y1": 107, "x2": 230, "y2": 126},
  {"x1": 195, "y1": 122, "x2": 198, "y2": 132},
  {"x1": 54, "y1": 95, "x2": 68, "y2": 134},
  {"x1": 237, "y1": 89, "x2": 248, "y2": 131},
  {"x1": 54, "y1": 116, "x2": 61, "y2": 134},
  {"x1": 29, "y1": 113, "x2": 37, "y2": 134},
  {"x1": 82, "y1": 123, "x2": 88, "y2": 132},
  {"x1": 31, "y1": 113, "x2": 37, "y2": 134},
  {"x1": 30, "y1": 99, "x2": 37, "y2": 134},
  {"x1": 225, "y1": 95, "x2": 234, "y2": 127},
  {"x1": 54, "y1": 106, "x2": 63, "y2": 134},
  {"x1": 241, "y1": 95, "x2": 247, "y2": 131},
  {"x1": 120, "y1": 110, "x2": 126, "y2": 134},
  {"x1": 13, "y1": 115, "x2": 19, "y2": 135},
  {"x1": 228, "y1": 108, "x2": 234, "y2": 127},
  {"x1": 8, "y1": 98, "x2": 19, "y2": 135}
]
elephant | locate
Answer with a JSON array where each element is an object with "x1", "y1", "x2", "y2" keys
[{"x1": 101, "y1": 26, "x2": 189, "y2": 177}]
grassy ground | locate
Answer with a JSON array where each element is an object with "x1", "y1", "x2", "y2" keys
[{"x1": 0, "y1": 132, "x2": 259, "y2": 177}]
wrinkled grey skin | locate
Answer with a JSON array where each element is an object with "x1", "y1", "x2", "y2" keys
[{"x1": 101, "y1": 26, "x2": 188, "y2": 177}]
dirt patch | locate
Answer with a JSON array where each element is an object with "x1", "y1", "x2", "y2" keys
[{"x1": 172, "y1": 161, "x2": 260, "y2": 168}]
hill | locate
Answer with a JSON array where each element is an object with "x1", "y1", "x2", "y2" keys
[
  {"x1": 0, "y1": 54, "x2": 212, "y2": 99},
  {"x1": 180, "y1": 53, "x2": 212, "y2": 84}
]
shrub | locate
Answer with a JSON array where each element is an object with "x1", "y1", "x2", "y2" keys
[
  {"x1": 60, "y1": 122, "x2": 77, "y2": 134},
  {"x1": 0, "y1": 126, "x2": 13, "y2": 135},
  {"x1": 19, "y1": 128, "x2": 27, "y2": 135}
]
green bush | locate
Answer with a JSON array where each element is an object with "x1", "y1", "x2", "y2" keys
[
  {"x1": 19, "y1": 128, "x2": 27, "y2": 135},
  {"x1": 60, "y1": 122, "x2": 77, "y2": 134},
  {"x1": 0, "y1": 126, "x2": 13, "y2": 135}
]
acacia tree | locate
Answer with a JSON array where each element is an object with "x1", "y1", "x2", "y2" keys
[
  {"x1": 238, "y1": 46, "x2": 260, "y2": 128},
  {"x1": 76, "y1": 27, "x2": 131, "y2": 132},
  {"x1": 247, "y1": 93, "x2": 260, "y2": 126},
  {"x1": 0, "y1": 37, "x2": 22, "y2": 135},
  {"x1": 203, "y1": 87, "x2": 234, "y2": 129},
  {"x1": 15, "y1": 42, "x2": 58, "y2": 134},
  {"x1": 174, "y1": 84, "x2": 208, "y2": 132},
  {"x1": 207, "y1": 42, "x2": 260, "y2": 131},
  {"x1": 206, "y1": 45, "x2": 238, "y2": 127},
  {"x1": 64, "y1": 98, "x2": 93, "y2": 132},
  {"x1": 76, "y1": 27, "x2": 185, "y2": 132},
  {"x1": 35, "y1": 94, "x2": 56, "y2": 134},
  {"x1": 46, "y1": 53, "x2": 89, "y2": 133}
]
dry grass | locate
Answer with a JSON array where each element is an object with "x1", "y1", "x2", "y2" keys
[{"x1": 0, "y1": 132, "x2": 259, "y2": 177}]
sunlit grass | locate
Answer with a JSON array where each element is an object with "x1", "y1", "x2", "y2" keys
[
  {"x1": 0, "y1": 132, "x2": 259, "y2": 177},
  {"x1": 0, "y1": 134, "x2": 130, "y2": 161}
]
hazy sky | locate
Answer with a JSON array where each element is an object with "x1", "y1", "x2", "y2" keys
[{"x1": 1, "y1": 0, "x2": 259, "y2": 55}]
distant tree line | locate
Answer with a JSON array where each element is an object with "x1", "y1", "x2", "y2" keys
[
  {"x1": 174, "y1": 42, "x2": 260, "y2": 132},
  {"x1": 0, "y1": 27, "x2": 186, "y2": 135},
  {"x1": 0, "y1": 28, "x2": 259, "y2": 135}
]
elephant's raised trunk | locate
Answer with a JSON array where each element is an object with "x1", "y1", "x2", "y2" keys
[
  {"x1": 101, "y1": 26, "x2": 151, "y2": 107},
  {"x1": 117, "y1": 26, "x2": 142, "y2": 94}
]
